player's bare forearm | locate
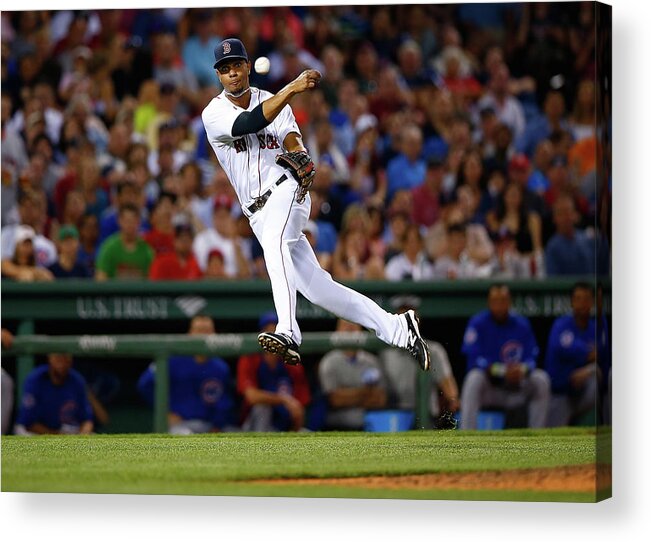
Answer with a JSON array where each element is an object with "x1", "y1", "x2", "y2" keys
[
  {"x1": 261, "y1": 70, "x2": 321, "y2": 124},
  {"x1": 327, "y1": 387, "x2": 370, "y2": 408},
  {"x1": 361, "y1": 387, "x2": 387, "y2": 409},
  {"x1": 570, "y1": 364, "x2": 596, "y2": 389},
  {"x1": 440, "y1": 376, "x2": 459, "y2": 403},
  {"x1": 244, "y1": 387, "x2": 287, "y2": 406},
  {"x1": 283, "y1": 132, "x2": 306, "y2": 153}
]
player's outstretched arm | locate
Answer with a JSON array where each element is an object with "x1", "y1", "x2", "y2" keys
[
  {"x1": 261, "y1": 70, "x2": 321, "y2": 123},
  {"x1": 230, "y1": 70, "x2": 321, "y2": 138}
]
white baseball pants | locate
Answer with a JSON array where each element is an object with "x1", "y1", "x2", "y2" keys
[{"x1": 248, "y1": 178, "x2": 408, "y2": 347}]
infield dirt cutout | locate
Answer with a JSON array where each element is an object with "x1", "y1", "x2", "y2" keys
[{"x1": 254, "y1": 464, "x2": 611, "y2": 493}]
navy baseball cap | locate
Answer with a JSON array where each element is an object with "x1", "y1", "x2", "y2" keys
[{"x1": 213, "y1": 38, "x2": 249, "y2": 69}]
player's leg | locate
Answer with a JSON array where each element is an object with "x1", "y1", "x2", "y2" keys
[
  {"x1": 523, "y1": 368, "x2": 551, "y2": 428},
  {"x1": 290, "y1": 233, "x2": 430, "y2": 369},
  {"x1": 459, "y1": 368, "x2": 498, "y2": 429},
  {"x1": 547, "y1": 395, "x2": 572, "y2": 427},
  {"x1": 290, "y1": 234, "x2": 401, "y2": 345},
  {"x1": 574, "y1": 373, "x2": 598, "y2": 421},
  {"x1": 249, "y1": 181, "x2": 307, "y2": 345},
  {"x1": 242, "y1": 405, "x2": 274, "y2": 432},
  {"x1": 248, "y1": 181, "x2": 310, "y2": 364}
]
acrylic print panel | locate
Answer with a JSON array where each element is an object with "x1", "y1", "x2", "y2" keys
[{"x1": 0, "y1": 1, "x2": 611, "y2": 503}]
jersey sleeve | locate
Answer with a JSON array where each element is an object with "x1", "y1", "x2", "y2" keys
[
  {"x1": 275, "y1": 104, "x2": 301, "y2": 149},
  {"x1": 137, "y1": 363, "x2": 156, "y2": 406},
  {"x1": 202, "y1": 100, "x2": 243, "y2": 144},
  {"x1": 461, "y1": 316, "x2": 489, "y2": 371},
  {"x1": 545, "y1": 318, "x2": 592, "y2": 391},
  {"x1": 520, "y1": 317, "x2": 539, "y2": 371}
]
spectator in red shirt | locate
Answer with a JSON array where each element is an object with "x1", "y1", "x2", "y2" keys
[
  {"x1": 143, "y1": 192, "x2": 176, "y2": 255},
  {"x1": 237, "y1": 311, "x2": 311, "y2": 432},
  {"x1": 148, "y1": 221, "x2": 201, "y2": 280},
  {"x1": 412, "y1": 155, "x2": 445, "y2": 228}
]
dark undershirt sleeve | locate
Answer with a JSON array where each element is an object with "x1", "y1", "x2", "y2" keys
[{"x1": 231, "y1": 104, "x2": 271, "y2": 137}]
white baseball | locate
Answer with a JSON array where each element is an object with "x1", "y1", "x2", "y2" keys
[{"x1": 254, "y1": 56, "x2": 270, "y2": 75}]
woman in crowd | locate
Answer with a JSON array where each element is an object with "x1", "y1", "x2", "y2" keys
[{"x1": 486, "y1": 182, "x2": 543, "y2": 277}]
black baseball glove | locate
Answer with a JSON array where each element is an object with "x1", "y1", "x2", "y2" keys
[{"x1": 275, "y1": 150, "x2": 316, "y2": 204}]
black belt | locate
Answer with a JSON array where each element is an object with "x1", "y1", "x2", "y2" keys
[{"x1": 245, "y1": 174, "x2": 288, "y2": 216}]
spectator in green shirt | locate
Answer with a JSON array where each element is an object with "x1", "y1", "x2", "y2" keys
[{"x1": 95, "y1": 204, "x2": 154, "y2": 280}]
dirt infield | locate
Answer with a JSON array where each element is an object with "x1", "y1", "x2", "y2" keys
[{"x1": 256, "y1": 464, "x2": 611, "y2": 493}]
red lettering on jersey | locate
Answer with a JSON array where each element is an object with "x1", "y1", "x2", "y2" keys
[
  {"x1": 257, "y1": 134, "x2": 267, "y2": 149},
  {"x1": 233, "y1": 138, "x2": 248, "y2": 153},
  {"x1": 266, "y1": 134, "x2": 280, "y2": 149}
]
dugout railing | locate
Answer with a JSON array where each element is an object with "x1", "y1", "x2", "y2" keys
[
  {"x1": 3, "y1": 331, "x2": 431, "y2": 433},
  {"x1": 1, "y1": 278, "x2": 609, "y2": 432}
]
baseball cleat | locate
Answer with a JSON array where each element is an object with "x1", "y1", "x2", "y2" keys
[
  {"x1": 258, "y1": 332, "x2": 301, "y2": 365},
  {"x1": 403, "y1": 309, "x2": 431, "y2": 371}
]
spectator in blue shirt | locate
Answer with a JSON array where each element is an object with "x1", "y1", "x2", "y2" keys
[
  {"x1": 181, "y1": 10, "x2": 222, "y2": 88},
  {"x1": 137, "y1": 315, "x2": 235, "y2": 434},
  {"x1": 460, "y1": 284, "x2": 550, "y2": 429},
  {"x1": 386, "y1": 124, "x2": 426, "y2": 203},
  {"x1": 545, "y1": 193, "x2": 595, "y2": 276},
  {"x1": 99, "y1": 181, "x2": 148, "y2": 244},
  {"x1": 516, "y1": 90, "x2": 571, "y2": 158},
  {"x1": 15, "y1": 353, "x2": 94, "y2": 435},
  {"x1": 48, "y1": 225, "x2": 91, "y2": 278},
  {"x1": 545, "y1": 282, "x2": 599, "y2": 426}
]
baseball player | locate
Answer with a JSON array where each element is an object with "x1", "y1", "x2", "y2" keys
[
  {"x1": 544, "y1": 282, "x2": 599, "y2": 426},
  {"x1": 202, "y1": 38, "x2": 430, "y2": 370},
  {"x1": 137, "y1": 315, "x2": 235, "y2": 434},
  {"x1": 459, "y1": 284, "x2": 550, "y2": 429},
  {"x1": 14, "y1": 353, "x2": 94, "y2": 435}
]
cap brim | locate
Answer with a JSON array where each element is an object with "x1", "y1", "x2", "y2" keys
[{"x1": 214, "y1": 55, "x2": 248, "y2": 69}]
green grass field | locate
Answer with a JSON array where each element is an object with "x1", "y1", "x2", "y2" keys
[{"x1": 1, "y1": 427, "x2": 611, "y2": 502}]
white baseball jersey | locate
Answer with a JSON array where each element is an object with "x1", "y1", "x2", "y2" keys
[
  {"x1": 201, "y1": 84, "x2": 412, "y2": 353},
  {"x1": 201, "y1": 87, "x2": 300, "y2": 211}
]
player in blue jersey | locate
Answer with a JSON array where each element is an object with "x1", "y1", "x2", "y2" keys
[
  {"x1": 15, "y1": 353, "x2": 94, "y2": 435},
  {"x1": 138, "y1": 315, "x2": 235, "y2": 434},
  {"x1": 459, "y1": 284, "x2": 550, "y2": 429},
  {"x1": 545, "y1": 282, "x2": 601, "y2": 426}
]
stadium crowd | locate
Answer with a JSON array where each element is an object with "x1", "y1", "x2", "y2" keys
[
  {"x1": 1, "y1": 5, "x2": 611, "y2": 434},
  {"x1": 1, "y1": 4, "x2": 610, "y2": 282}
]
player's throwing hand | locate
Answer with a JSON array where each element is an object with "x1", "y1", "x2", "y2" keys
[{"x1": 291, "y1": 70, "x2": 322, "y2": 93}]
